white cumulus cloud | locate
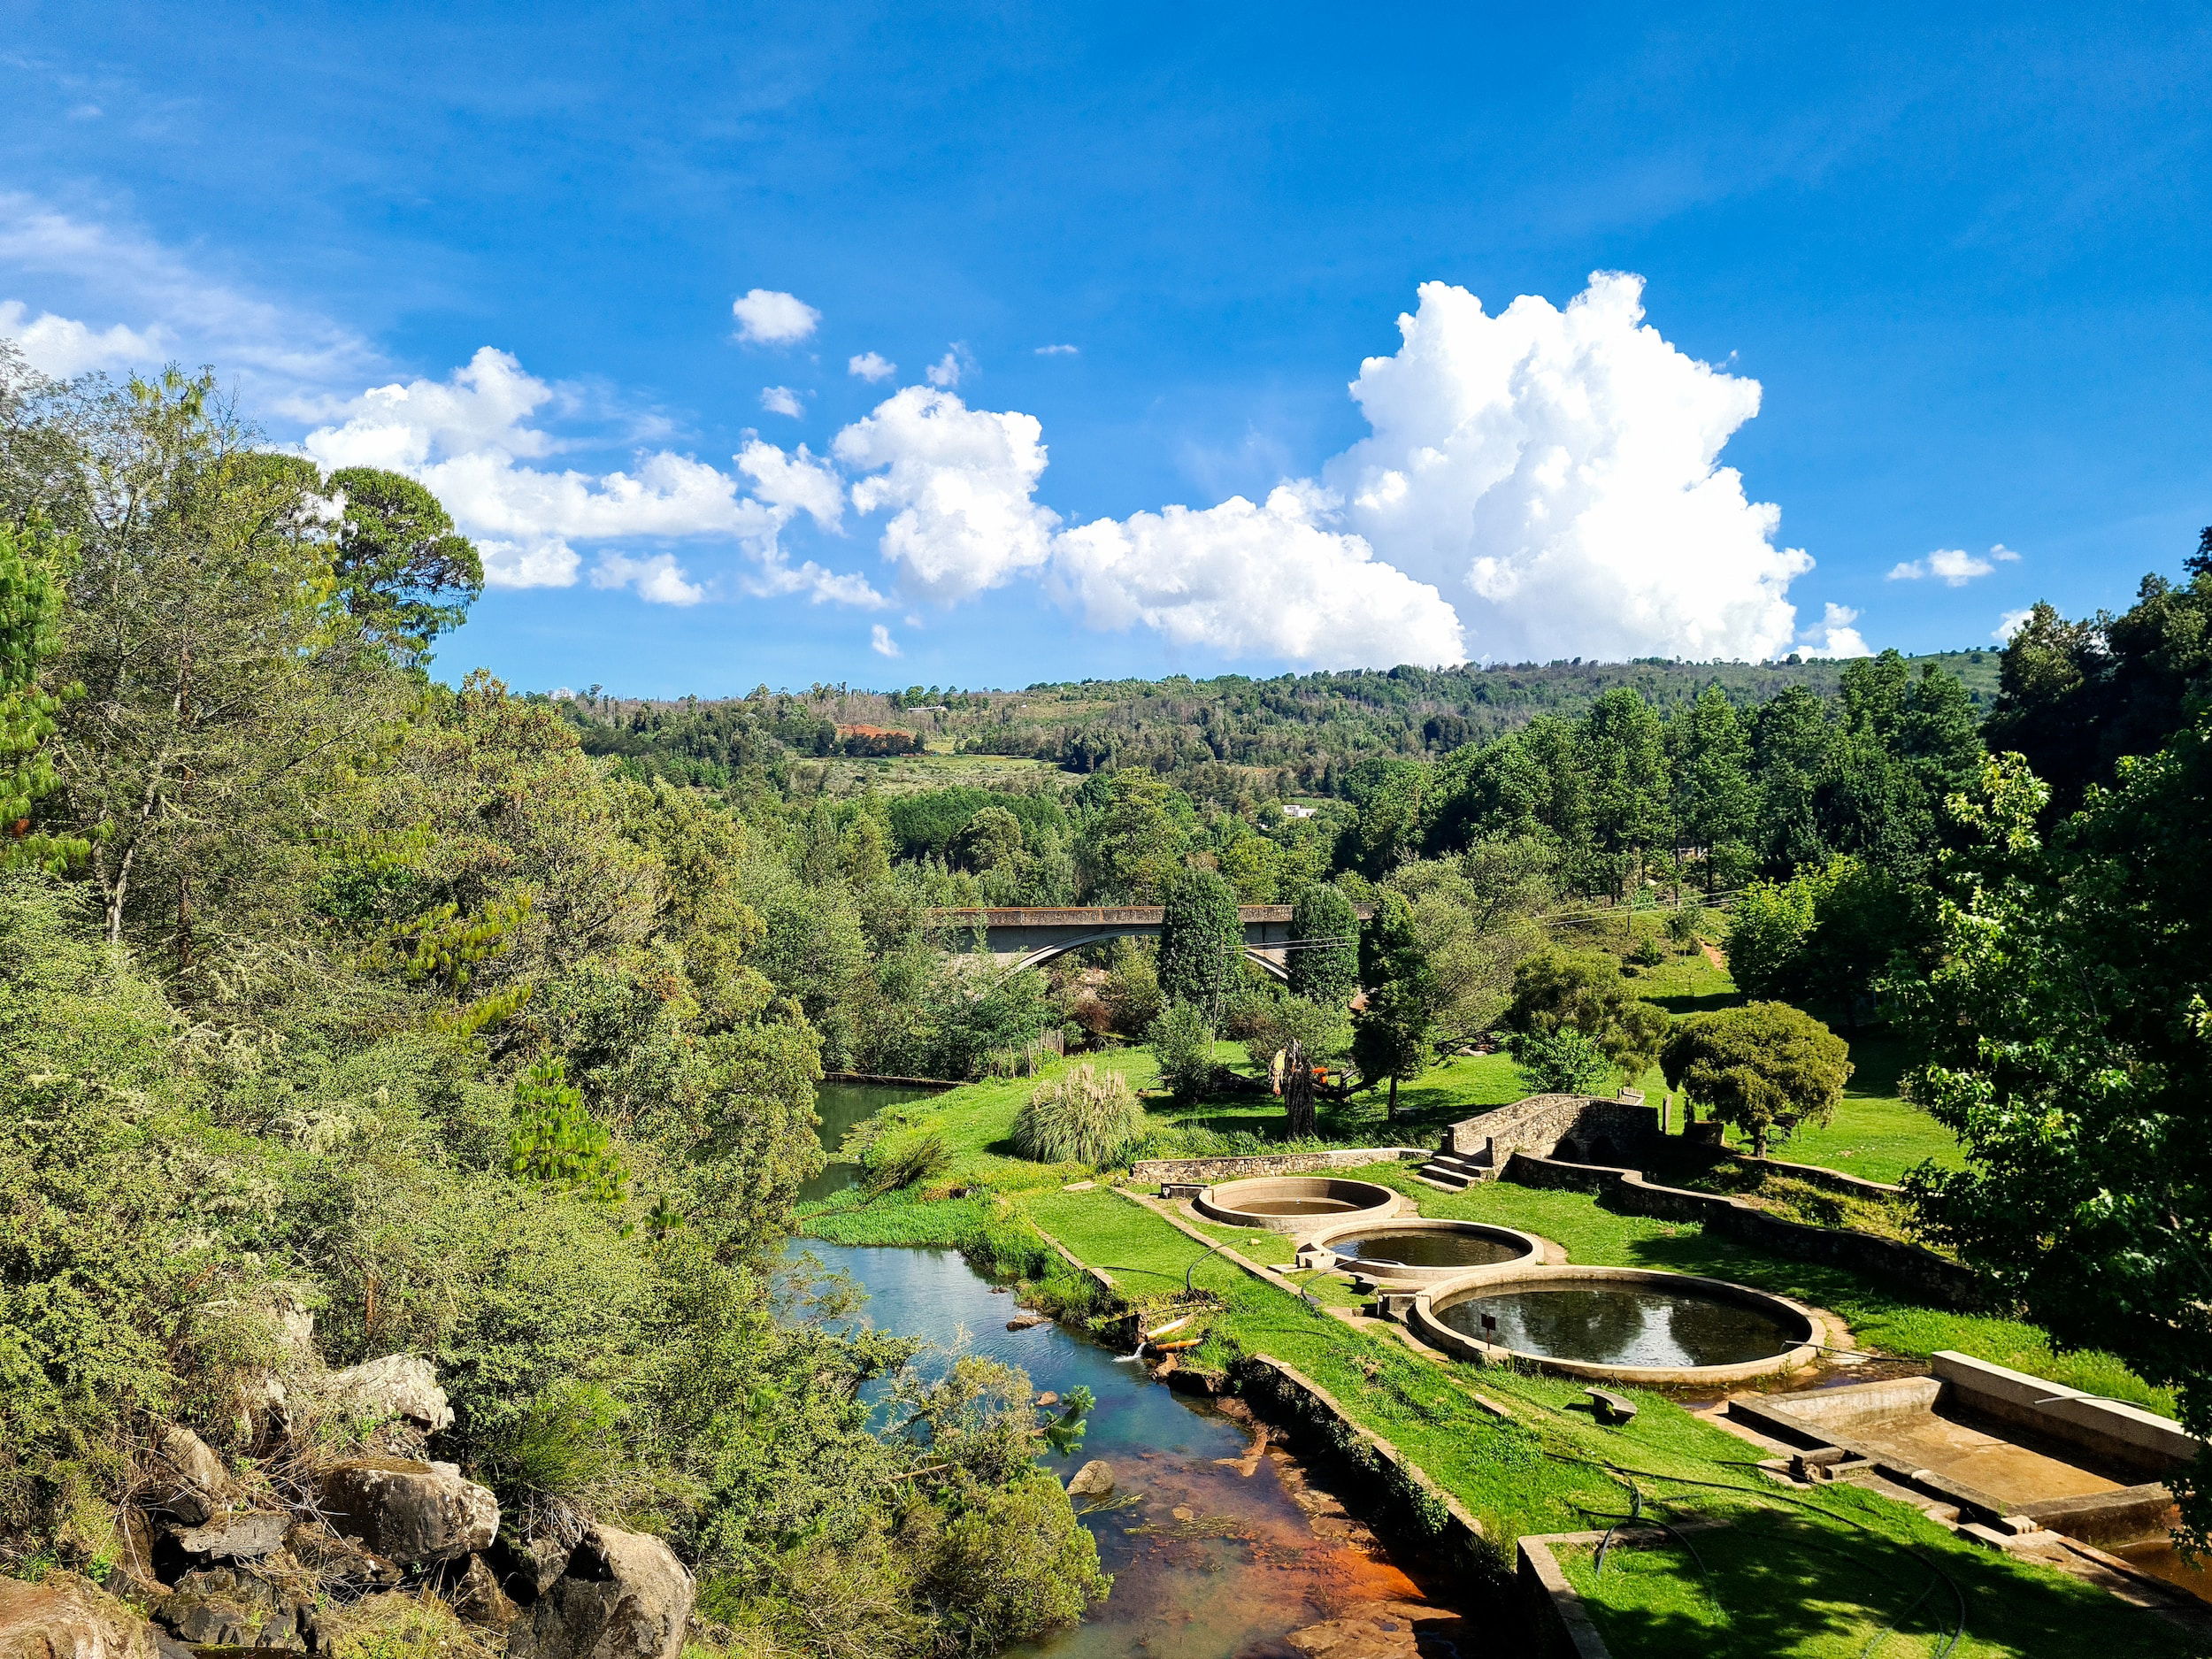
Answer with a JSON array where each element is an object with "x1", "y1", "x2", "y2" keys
[
  {"x1": 871, "y1": 624, "x2": 901, "y2": 657},
  {"x1": 834, "y1": 387, "x2": 1058, "y2": 600},
  {"x1": 848, "y1": 351, "x2": 896, "y2": 382},
  {"x1": 1995, "y1": 606, "x2": 2035, "y2": 642},
  {"x1": 759, "y1": 385, "x2": 804, "y2": 418},
  {"x1": 1325, "y1": 273, "x2": 1808, "y2": 661},
  {"x1": 592, "y1": 551, "x2": 704, "y2": 606},
  {"x1": 1887, "y1": 544, "x2": 2021, "y2": 585},
  {"x1": 730, "y1": 288, "x2": 819, "y2": 345},
  {"x1": 924, "y1": 348, "x2": 965, "y2": 388},
  {"x1": 1051, "y1": 483, "x2": 1463, "y2": 666},
  {"x1": 1797, "y1": 602, "x2": 1871, "y2": 658},
  {"x1": 0, "y1": 300, "x2": 163, "y2": 377}
]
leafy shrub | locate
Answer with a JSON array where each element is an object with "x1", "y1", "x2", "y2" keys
[
  {"x1": 1010, "y1": 1064, "x2": 1148, "y2": 1165},
  {"x1": 1147, "y1": 1001, "x2": 1219, "y2": 1102},
  {"x1": 1629, "y1": 930, "x2": 1668, "y2": 967},
  {"x1": 1665, "y1": 905, "x2": 1707, "y2": 949},
  {"x1": 1509, "y1": 1025, "x2": 1613, "y2": 1094},
  {"x1": 506, "y1": 1058, "x2": 627, "y2": 1202},
  {"x1": 476, "y1": 1380, "x2": 626, "y2": 1507}
]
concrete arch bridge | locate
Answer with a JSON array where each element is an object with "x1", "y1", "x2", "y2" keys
[{"x1": 926, "y1": 904, "x2": 1370, "y2": 980}]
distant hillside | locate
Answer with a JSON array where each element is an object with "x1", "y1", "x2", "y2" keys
[{"x1": 556, "y1": 649, "x2": 2003, "y2": 795}]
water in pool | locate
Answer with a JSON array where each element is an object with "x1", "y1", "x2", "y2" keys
[
  {"x1": 1232, "y1": 1197, "x2": 1363, "y2": 1216},
  {"x1": 1440, "y1": 1285, "x2": 1797, "y2": 1368},
  {"x1": 795, "y1": 1240, "x2": 1471, "y2": 1658},
  {"x1": 1329, "y1": 1229, "x2": 1523, "y2": 1270}
]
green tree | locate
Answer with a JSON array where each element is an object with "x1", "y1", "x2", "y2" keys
[
  {"x1": 326, "y1": 465, "x2": 485, "y2": 661},
  {"x1": 1336, "y1": 756, "x2": 1429, "y2": 878},
  {"x1": 1508, "y1": 1025, "x2": 1613, "y2": 1095},
  {"x1": 1750, "y1": 685, "x2": 1835, "y2": 875},
  {"x1": 1661, "y1": 1002, "x2": 1851, "y2": 1156},
  {"x1": 1147, "y1": 999, "x2": 1218, "y2": 1102},
  {"x1": 1886, "y1": 740, "x2": 2212, "y2": 1542},
  {"x1": 1668, "y1": 685, "x2": 1755, "y2": 894},
  {"x1": 1578, "y1": 687, "x2": 1672, "y2": 896},
  {"x1": 1350, "y1": 980, "x2": 1430, "y2": 1120},
  {"x1": 1071, "y1": 769, "x2": 1188, "y2": 901},
  {"x1": 507, "y1": 1056, "x2": 628, "y2": 1203},
  {"x1": 1156, "y1": 866, "x2": 1242, "y2": 1018},
  {"x1": 1502, "y1": 949, "x2": 1669, "y2": 1081},
  {"x1": 1286, "y1": 882, "x2": 1360, "y2": 1007},
  {"x1": 0, "y1": 519, "x2": 82, "y2": 872}
]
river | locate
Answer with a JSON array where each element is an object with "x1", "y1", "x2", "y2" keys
[{"x1": 796, "y1": 1084, "x2": 1469, "y2": 1659}]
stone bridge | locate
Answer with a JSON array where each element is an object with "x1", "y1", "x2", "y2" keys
[{"x1": 926, "y1": 904, "x2": 1368, "y2": 979}]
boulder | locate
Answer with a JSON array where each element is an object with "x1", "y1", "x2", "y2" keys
[
  {"x1": 489, "y1": 1535, "x2": 573, "y2": 1602},
  {"x1": 166, "y1": 1511, "x2": 291, "y2": 1562},
  {"x1": 0, "y1": 1575, "x2": 161, "y2": 1659},
  {"x1": 1064, "y1": 1461, "x2": 1115, "y2": 1500},
  {"x1": 284, "y1": 1523, "x2": 403, "y2": 1592},
  {"x1": 316, "y1": 1356, "x2": 454, "y2": 1434},
  {"x1": 449, "y1": 1555, "x2": 519, "y2": 1632},
  {"x1": 511, "y1": 1526, "x2": 693, "y2": 1659},
  {"x1": 319, "y1": 1461, "x2": 497, "y2": 1564},
  {"x1": 154, "y1": 1568, "x2": 311, "y2": 1652},
  {"x1": 150, "y1": 1429, "x2": 227, "y2": 1525}
]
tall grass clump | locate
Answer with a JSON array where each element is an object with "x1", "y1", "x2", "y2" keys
[{"x1": 1011, "y1": 1064, "x2": 1149, "y2": 1165}]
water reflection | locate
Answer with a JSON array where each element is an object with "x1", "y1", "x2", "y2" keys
[
  {"x1": 1441, "y1": 1285, "x2": 1794, "y2": 1368},
  {"x1": 795, "y1": 1240, "x2": 1471, "y2": 1659},
  {"x1": 800, "y1": 1080, "x2": 941, "y2": 1202}
]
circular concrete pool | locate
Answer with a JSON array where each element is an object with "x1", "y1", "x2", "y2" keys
[
  {"x1": 1308, "y1": 1218, "x2": 1542, "y2": 1284},
  {"x1": 1195, "y1": 1175, "x2": 1400, "y2": 1235},
  {"x1": 1410, "y1": 1266, "x2": 1833, "y2": 1384}
]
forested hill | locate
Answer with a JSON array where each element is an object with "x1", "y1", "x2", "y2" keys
[{"x1": 559, "y1": 649, "x2": 2002, "y2": 792}]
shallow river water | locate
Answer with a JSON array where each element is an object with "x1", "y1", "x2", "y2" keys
[{"x1": 796, "y1": 1084, "x2": 1471, "y2": 1658}]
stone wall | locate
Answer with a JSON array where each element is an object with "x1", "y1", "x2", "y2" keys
[
  {"x1": 1505, "y1": 1153, "x2": 1983, "y2": 1309},
  {"x1": 1443, "y1": 1094, "x2": 1661, "y2": 1166},
  {"x1": 1722, "y1": 1150, "x2": 1903, "y2": 1200},
  {"x1": 1131, "y1": 1148, "x2": 1426, "y2": 1185}
]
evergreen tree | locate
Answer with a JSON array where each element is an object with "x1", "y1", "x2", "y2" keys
[
  {"x1": 1667, "y1": 685, "x2": 1755, "y2": 893},
  {"x1": 1578, "y1": 687, "x2": 1672, "y2": 896},
  {"x1": 1661, "y1": 1002, "x2": 1851, "y2": 1157},
  {"x1": 1286, "y1": 882, "x2": 1360, "y2": 1007},
  {"x1": 326, "y1": 465, "x2": 485, "y2": 663},
  {"x1": 1351, "y1": 981, "x2": 1430, "y2": 1120},
  {"x1": 1156, "y1": 866, "x2": 1242, "y2": 1017},
  {"x1": 0, "y1": 519, "x2": 81, "y2": 873}
]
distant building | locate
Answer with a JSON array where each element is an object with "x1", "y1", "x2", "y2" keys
[{"x1": 1281, "y1": 803, "x2": 1318, "y2": 818}]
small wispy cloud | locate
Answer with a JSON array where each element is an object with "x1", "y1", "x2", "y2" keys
[
  {"x1": 870, "y1": 624, "x2": 901, "y2": 657},
  {"x1": 1887, "y1": 543, "x2": 2020, "y2": 586},
  {"x1": 759, "y1": 385, "x2": 804, "y2": 418},
  {"x1": 592, "y1": 550, "x2": 705, "y2": 606},
  {"x1": 1034, "y1": 343, "x2": 1079, "y2": 357},
  {"x1": 848, "y1": 350, "x2": 895, "y2": 382},
  {"x1": 1797, "y1": 602, "x2": 1870, "y2": 659},
  {"x1": 925, "y1": 345, "x2": 972, "y2": 388}
]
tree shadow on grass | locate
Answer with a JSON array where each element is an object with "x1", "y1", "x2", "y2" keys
[{"x1": 1576, "y1": 1508, "x2": 2191, "y2": 1659}]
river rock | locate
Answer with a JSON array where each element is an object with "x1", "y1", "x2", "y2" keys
[
  {"x1": 1005, "y1": 1313, "x2": 1049, "y2": 1332},
  {"x1": 319, "y1": 1460, "x2": 497, "y2": 1563},
  {"x1": 1064, "y1": 1461, "x2": 1115, "y2": 1500},
  {"x1": 511, "y1": 1525, "x2": 693, "y2": 1659},
  {"x1": 155, "y1": 1567, "x2": 311, "y2": 1651},
  {"x1": 316, "y1": 1356, "x2": 454, "y2": 1433},
  {"x1": 0, "y1": 1574, "x2": 162, "y2": 1659},
  {"x1": 151, "y1": 1428, "x2": 227, "y2": 1525},
  {"x1": 167, "y1": 1511, "x2": 291, "y2": 1562}
]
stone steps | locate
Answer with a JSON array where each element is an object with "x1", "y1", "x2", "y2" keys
[{"x1": 1414, "y1": 1149, "x2": 1491, "y2": 1190}]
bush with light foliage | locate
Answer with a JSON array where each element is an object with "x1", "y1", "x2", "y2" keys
[{"x1": 1011, "y1": 1064, "x2": 1148, "y2": 1165}]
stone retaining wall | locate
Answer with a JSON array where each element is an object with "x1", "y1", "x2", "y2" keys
[
  {"x1": 1505, "y1": 1153, "x2": 1982, "y2": 1309},
  {"x1": 1722, "y1": 1149, "x2": 1904, "y2": 1199},
  {"x1": 1131, "y1": 1148, "x2": 1426, "y2": 1184},
  {"x1": 1443, "y1": 1094, "x2": 1660, "y2": 1166},
  {"x1": 1232, "y1": 1355, "x2": 1497, "y2": 1584}
]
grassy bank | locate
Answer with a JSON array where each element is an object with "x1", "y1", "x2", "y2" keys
[{"x1": 794, "y1": 1058, "x2": 2195, "y2": 1658}]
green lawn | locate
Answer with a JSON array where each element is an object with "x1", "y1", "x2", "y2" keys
[
  {"x1": 792, "y1": 1059, "x2": 2194, "y2": 1659},
  {"x1": 1755, "y1": 1032, "x2": 1963, "y2": 1183}
]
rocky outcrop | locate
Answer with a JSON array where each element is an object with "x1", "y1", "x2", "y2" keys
[
  {"x1": 319, "y1": 1461, "x2": 497, "y2": 1564},
  {"x1": 314, "y1": 1356, "x2": 455, "y2": 1434},
  {"x1": 511, "y1": 1525, "x2": 693, "y2": 1659},
  {"x1": 154, "y1": 1567, "x2": 313, "y2": 1651},
  {"x1": 165, "y1": 1510, "x2": 290, "y2": 1561},
  {"x1": 0, "y1": 1576, "x2": 162, "y2": 1659},
  {"x1": 150, "y1": 1429, "x2": 228, "y2": 1526},
  {"x1": 285, "y1": 1524, "x2": 403, "y2": 1591},
  {"x1": 449, "y1": 1555, "x2": 520, "y2": 1632}
]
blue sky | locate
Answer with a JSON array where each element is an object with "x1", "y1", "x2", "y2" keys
[{"x1": 2, "y1": 2, "x2": 2207, "y2": 694}]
